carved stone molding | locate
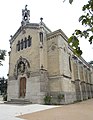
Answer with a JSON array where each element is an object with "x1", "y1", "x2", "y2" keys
[
  {"x1": 14, "y1": 56, "x2": 30, "y2": 79},
  {"x1": 48, "y1": 42, "x2": 57, "y2": 52}
]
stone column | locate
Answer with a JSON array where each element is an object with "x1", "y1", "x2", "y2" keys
[{"x1": 72, "y1": 56, "x2": 82, "y2": 101}]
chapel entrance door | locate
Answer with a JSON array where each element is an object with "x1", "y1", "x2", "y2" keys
[{"x1": 19, "y1": 77, "x2": 26, "y2": 98}]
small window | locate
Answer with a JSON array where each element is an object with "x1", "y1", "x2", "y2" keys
[
  {"x1": 28, "y1": 35, "x2": 31, "y2": 47},
  {"x1": 17, "y1": 41, "x2": 20, "y2": 51},
  {"x1": 39, "y1": 32, "x2": 43, "y2": 44},
  {"x1": 24, "y1": 37, "x2": 27, "y2": 48},
  {"x1": 69, "y1": 56, "x2": 72, "y2": 72},
  {"x1": 21, "y1": 39, "x2": 23, "y2": 50}
]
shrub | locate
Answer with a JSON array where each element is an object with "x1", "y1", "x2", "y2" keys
[
  {"x1": 44, "y1": 94, "x2": 52, "y2": 105},
  {"x1": 3, "y1": 94, "x2": 7, "y2": 101},
  {"x1": 57, "y1": 94, "x2": 64, "y2": 103}
]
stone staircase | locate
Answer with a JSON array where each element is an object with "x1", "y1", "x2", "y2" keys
[{"x1": 5, "y1": 98, "x2": 32, "y2": 104}]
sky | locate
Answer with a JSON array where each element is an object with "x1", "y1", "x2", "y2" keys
[{"x1": 0, "y1": 0, "x2": 93, "y2": 78}]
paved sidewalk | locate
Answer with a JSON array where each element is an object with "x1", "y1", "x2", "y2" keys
[
  {"x1": 0, "y1": 99, "x2": 93, "y2": 120},
  {"x1": 0, "y1": 103, "x2": 57, "y2": 120},
  {"x1": 18, "y1": 99, "x2": 93, "y2": 120},
  {"x1": 0, "y1": 95, "x2": 4, "y2": 104}
]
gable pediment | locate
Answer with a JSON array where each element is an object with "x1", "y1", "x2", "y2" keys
[{"x1": 9, "y1": 23, "x2": 40, "y2": 45}]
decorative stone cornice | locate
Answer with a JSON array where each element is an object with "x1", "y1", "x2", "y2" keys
[{"x1": 47, "y1": 29, "x2": 68, "y2": 41}]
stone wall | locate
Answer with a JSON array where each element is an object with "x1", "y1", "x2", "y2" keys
[
  {"x1": 8, "y1": 23, "x2": 93, "y2": 104},
  {"x1": 9, "y1": 28, "x2": 40, "y2": 79}
]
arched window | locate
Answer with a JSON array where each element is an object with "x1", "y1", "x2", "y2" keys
[
  {"x1": 21, "y1": 39, "x2": 23, "y2": 50},
  {"x1": 16, "y1": 35, "x2": 32, "y2": 52},
  {"x1": 24, "y1": 37, "x2": 27, "y2": 48},
  {"x1": 69, "y1": 56, "x2": 72, "y2": 72},
  {"x1": 17, "y1": 41, "x2": 20, "y2": 51},
  {"x1": 28, "y1": 35, "x2": 31, "y2": 47},
  {"x1": 39, "y1": 32, "x2": 43, "y2": 44}
]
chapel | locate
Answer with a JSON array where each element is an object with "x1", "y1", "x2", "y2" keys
[{"x1": 7, "y1": 5, "x2": 93, "y2": 104}]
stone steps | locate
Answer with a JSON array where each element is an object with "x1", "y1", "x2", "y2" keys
[{"x1": 5, "y1": 98, "x2": 32, "y2": 104}]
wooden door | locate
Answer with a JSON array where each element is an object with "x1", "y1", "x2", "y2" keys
[{"x1": 19, "y1": 77, "x2": 26, "y2": 98}]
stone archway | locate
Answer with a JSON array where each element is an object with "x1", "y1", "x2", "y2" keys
[
  {"x1": 19, "y1": 77, "x2": 26, "y2": 98},
  {"x1": 14, "y1": 56, "x2": 30, "y2": 79}
]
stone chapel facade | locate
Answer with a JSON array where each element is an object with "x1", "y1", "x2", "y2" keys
[{"x1": 7, "y1": 6, "x2": 93, "y2": 104}]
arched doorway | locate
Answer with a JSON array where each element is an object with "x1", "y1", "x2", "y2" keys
[{"x1": 19, "y1": 77, "x2": 26, "y2": 98}]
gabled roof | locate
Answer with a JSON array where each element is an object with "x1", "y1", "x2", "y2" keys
[
  {"x1": 9, "y1": 23, "x2": 39, "y2": 44},
  {"x1": 9, "y1": 22, "x2": 51, "y2": 44}
]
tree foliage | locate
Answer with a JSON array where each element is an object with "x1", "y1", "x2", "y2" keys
[
  {"x1": 65, "y1": 0, "x2": 93, "y2": 56},
  {"x1": 89, "y1": 60, "x2": 93, "y2": 65},
  {"x1": 0, "y1": 50, "x2": 6, "y2": 66},
  {"x1": 69, "y1": 0, "x2": 73, "y2": 4}
]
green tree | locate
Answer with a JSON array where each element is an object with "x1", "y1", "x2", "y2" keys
[
  {"x1": 89, "y1": 61, "x2": 93, "y2": 65},
  {"x1": 64, "y1": 0, "x2": 93, "y2": 56},
  {"x1": 0, "y1": 50, "x2": 6, "y2": 66}
]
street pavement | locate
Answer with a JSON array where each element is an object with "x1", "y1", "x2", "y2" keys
[
  {"x1": 0, "y1": 103, "x2": 57, "y2": 120},
  {"x1": 18, "y1": 99, "x2": 93, "y2": 120},
  {"x1": 0, "y1": 98, "x2": 93, "y2": 120}
]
